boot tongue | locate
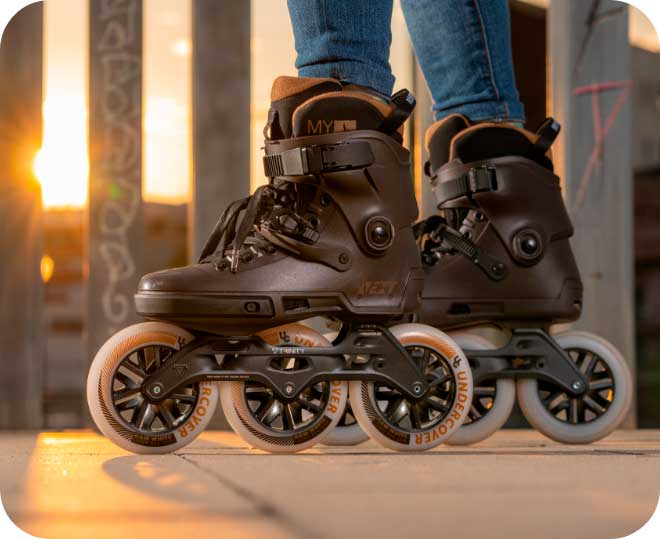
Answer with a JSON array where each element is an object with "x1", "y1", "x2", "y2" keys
[{"x1": 425, "y1": 114, "x2": 471, "y2": 171}]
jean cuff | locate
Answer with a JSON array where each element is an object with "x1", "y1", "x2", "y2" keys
[
  {"x1": 298, "y1": 60, "x2": 395, "y2": 98},
  {"x1": 433, "y1": 99, "x2": 526, "y2": 124}
]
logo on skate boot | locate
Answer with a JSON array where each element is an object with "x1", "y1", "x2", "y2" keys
[
  {"x1": 356, "y1": 281, "x2": 399, "y2": 297},
  {"x1": 307, "y1": 119, "x2": 357, "y2": 134},
  {"x1": 173, "y1": 364, "x2": 189, "y2": 377}
]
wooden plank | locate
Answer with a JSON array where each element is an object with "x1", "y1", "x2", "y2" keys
[
  {"x1": 191, "y1": 0, "x2": 251, "y2": 428},
  {"x1": 549, "y1": 0, "x2": 635, "y2": 425},
  {"x1": 87, "y1": 0, "x2": 144, "y2": 363},
  {"x1": 0, "y1": 3, "x2": 44, "y2": 428},
  {"x1": 191, "y1": 0, "x2": 251, "y2": 261}
]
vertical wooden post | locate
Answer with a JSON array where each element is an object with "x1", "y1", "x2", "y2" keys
[
  {"x1": 549, "y1": 0, "x2": 635, "y2": 425},
  {"x1": 192, "y1": 0, "x2": 251, "y2": 428},
  {"x1": 0, "y1": 4, "x2": 44, "y2": 428},
  {"x1": 191, "y1": 0, "x2": 251, "y2": 261},
  {"x1": 87, "y1": 1, "x2": 143, "y2": 361}
]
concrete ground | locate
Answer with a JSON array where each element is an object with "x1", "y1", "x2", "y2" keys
[{"x1": 0, "y1": 430, "x2": 658, "y2": 539}]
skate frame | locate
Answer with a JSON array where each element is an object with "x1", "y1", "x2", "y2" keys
[
  {"x1": 465, "y1": 328, "x2": 589, "y2": 396},
  {"x1": 142, "y1": 324, "x2": 440, "y2": 402}
]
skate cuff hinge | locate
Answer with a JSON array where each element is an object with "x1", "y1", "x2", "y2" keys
[
  {"x1": 263, "y1": 142, "x2": 374, "y2": 178},
  {"x1": 431, "y1": 165, "x2": 497, "y2": 206}
]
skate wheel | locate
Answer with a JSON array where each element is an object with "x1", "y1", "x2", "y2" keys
[
  {"x1": 321, "y1": 399, "x2": 369, "y2": 446},
  {"x1": 445, "y1": 331, "x2": 516, "y2": 446},
  {"x1": 349, "y1": 324, "x2": 473, "y2": 452},
  {"x1": 87, "y1": 322, "x2": 219, "y2": 454},
  {"x1": 517, "y1": 331, "x2": 632, "y2": 444},
  {"x1": 220, "y1": 324, "x2": 348, "y2": 453},
  {"x1": 320, "y1": 327, "x2": 369, "y2": 447}
]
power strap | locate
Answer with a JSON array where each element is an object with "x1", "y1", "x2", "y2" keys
[
  {"x1": 431, "y1": 165, "x2": 497, "y2": 206},
  {"x1": 263, "y1": 141, "x2": 374, "y2": 178}
]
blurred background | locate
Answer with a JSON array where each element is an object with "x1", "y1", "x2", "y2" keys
[{"x1": 0, "y1": 0, "x2": 658, "y2": 431}]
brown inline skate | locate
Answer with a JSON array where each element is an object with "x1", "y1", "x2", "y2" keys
[{"x1": 86, "y1": 77, "x2": 474, "y2": 454}]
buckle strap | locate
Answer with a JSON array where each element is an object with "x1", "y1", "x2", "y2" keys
[
  {"x1": 263, "y1": 141, "x2": 374, "y2": 178},
  {"x1": 428, "y1": 223, "x2": 508, "y2": 282},
  {"x1": 432, "y1": 165, "x2": 497, "y2": 205}
]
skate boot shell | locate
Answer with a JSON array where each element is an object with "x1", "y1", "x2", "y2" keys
[
  {"x1": 135, "y1": 77, "x2": 423, "y2": 334},
  {"x1": 87, "y1": 77, "x2": 474, "y2": 454}
]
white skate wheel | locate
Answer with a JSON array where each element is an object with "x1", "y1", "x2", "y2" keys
[
  {"x1": 87, "y1": 321, "x2": 219, "y2": 454},
  {"x1": 320, "y1": 399, "x2": 370, "y2": 446},
  {"x1": 320, "y1": 330, "x2": 369, "y2": 447},
  {"x1": 350, "y1": 324, "x2": 473, "y2": 452},
  {"x1": 517, "y1": 331, "x2": 632, "y2": 444},
  {"x1": 220, "y1": 324, "x2": 348, "y2": 453},
  {"x1": 445, "y1": 331, "x2": 516, "y2": 445}
]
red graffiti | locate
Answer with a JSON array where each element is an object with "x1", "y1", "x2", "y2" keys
[{"x1": 572, "y1": 80, "x2": 632, "y2": 209}]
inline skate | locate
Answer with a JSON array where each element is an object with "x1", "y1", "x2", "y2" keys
[
  {"x1": 328, "y1": 115, "x2": 633, "y2": 447},
  {"x1": 418, "y1": 114, "x2": 632, "y2": 444},
  {"x1": 86, "y1": 77, "x2": 473, "y2": 454}
]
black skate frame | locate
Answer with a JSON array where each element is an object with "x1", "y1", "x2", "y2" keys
[
  {"x1": 142, "y1": 324, "x2": 436, "y2": 402},
  {"x1": 464, "y1": 328, "x2": 589, "y2": 395}
]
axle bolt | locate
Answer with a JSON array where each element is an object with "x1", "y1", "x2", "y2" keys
[
  {"x1": 412, "y1": 382, "x2": 424, "y2": 396},
  {"x1": 151, "y1": 383, "x2": 164, "y2": 396},
  {"x1": 572, "y1": 380, "x2": 584, "y2": 392},
  {"x1": 284, "y1": 383, "x2": 295, "y2": 395}
]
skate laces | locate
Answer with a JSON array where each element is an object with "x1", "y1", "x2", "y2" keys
[
  {"x1": 414, "y1": 215, "x2": 456, "y2": 265},
  {"x1": 198, "y1": 183, "x2": 318, "y2": 272}
]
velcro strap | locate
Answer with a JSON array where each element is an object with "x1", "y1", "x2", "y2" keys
[
  {"x1": 263, "y1": 141, "x2": 374, "y2": 178},
  {"x1": 432, "y1": 165, "x2": 497, "y2": 205}
]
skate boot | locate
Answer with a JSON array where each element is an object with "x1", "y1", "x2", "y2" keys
[
  {"x1": 415, "y1": 114, "x2": 632, "y2": 444},
  {"x1": 86, "y1": 77, "x2": 473, "y2": 454}
]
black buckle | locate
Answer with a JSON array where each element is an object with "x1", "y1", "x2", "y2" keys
[
  {"x1": 263, "y1": 141, "x2": 374, "y2": 178},
  {"x1": 431, "y1": 165, "x2": 497, "y2": 206},
  {"x1": 301, "y1": 146, "x2": 325, "y2": 174},
  {"x1": 467, "y1": 166, "x2": 497, "y2": 194}
]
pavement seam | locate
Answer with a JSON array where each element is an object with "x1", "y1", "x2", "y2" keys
[
  {"x1": 175, "y1": 449, "x2": 660, "y2": 457},
  {"x1": 177, "y1": 453, "x2": 319, "y2": 539}
]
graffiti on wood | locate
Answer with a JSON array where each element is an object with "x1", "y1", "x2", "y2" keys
[{"x1": 90, "y1": 0, "x2": 142, "y2": 335}]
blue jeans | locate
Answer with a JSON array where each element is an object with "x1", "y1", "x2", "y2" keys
[{"x1": 287, "y1": 0, "x2": 525, "y2": 123}]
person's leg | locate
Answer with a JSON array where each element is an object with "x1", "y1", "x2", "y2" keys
[
  {"x1": 287, "y1": 0, "x2": 395, "y2": 97},
  {"x1": 400, "y1": 0, "x2": 524, "y2": 123}
]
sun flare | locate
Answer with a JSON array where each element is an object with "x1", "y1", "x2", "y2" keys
[{"x1": 34, "y1": 96, "x2": 89, "y2": 209}]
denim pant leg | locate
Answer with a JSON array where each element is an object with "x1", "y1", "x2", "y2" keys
[
  {"x1": 286, "y1": 0, "x2": 395, "y2": 97},
  {"x1": 400, "y1": 0, "x2": 525, "y2": 122}
]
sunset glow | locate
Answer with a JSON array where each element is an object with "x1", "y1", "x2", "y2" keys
[{"x1": 34, "y1": 96, "x2": 89, "y2": 208}]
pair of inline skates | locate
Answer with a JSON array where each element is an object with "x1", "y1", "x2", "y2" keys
[{"x1": 87, "y1": 76, "x2": 632, "y2": 453}]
